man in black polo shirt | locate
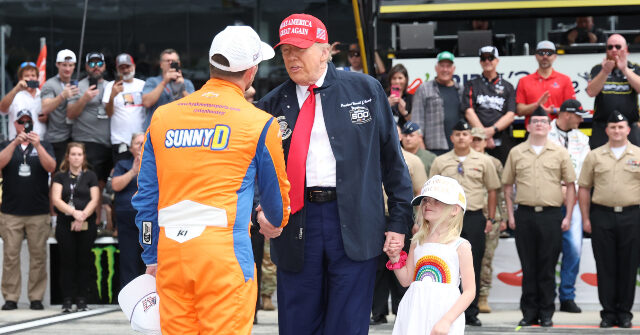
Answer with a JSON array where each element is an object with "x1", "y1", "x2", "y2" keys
[
  {"x1": 463, "y1": 46, "x2": 516, "y2": 164},
  {"x1": 586, "y1": 34, "x2": 640, "y2": 149},
  {"x1": 0, "y1": 110, "x2": 55, "y2": 310}
]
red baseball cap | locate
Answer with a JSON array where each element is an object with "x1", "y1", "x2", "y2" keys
[{"x1": 274, "y1": 14, "x2": 328, "y2": 49}]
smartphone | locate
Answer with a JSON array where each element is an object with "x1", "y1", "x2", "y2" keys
[
  {"x1": 170, "y1": 62, "x2": 181, "y2": 71},
  {"x1": 117, "y1": 73, "x2": 123, "y2": 81},
  {"x1": 390, "y1": 85, "x2": 401, "y2": 98},
  {"x1": 26, "y1": 80, "x2": 39, "y2": 88},
  {"x1": 70, "y1": 79, "x2": 78, "y2": 87},
  {"x1": 24, "y1": 121, "x2": 33, "y2": 133},
  {"x1": 89, "y1": 76, "x2": 98, "y2": 88}
]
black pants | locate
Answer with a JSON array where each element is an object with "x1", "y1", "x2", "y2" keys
[
  {"x1": 590, "y1": 205, "x2": 640, "y2": 323},
  {"x1": 51, "y1": 140, "x2": 70, "y2": 171},
  {"x1": 251, "y1": 222, "x2": 264, "y2": 314},
  {"x1": 461, "y1": 210, "x2": 485, "y2": 319},
  {"x1": 116, "y1": 209, "x2": 145, "y2": 289},
  {"x1": 371, "y1": 223, "x2": 410, "y2": 318},
  {"x1": 590, "y1": 121, "x2": 640, "y2": 149},
  {"x1": 514, "y1": 206, "x2": 562, "y2": 321},
  {"x1": 55, "y1": 215, "x2": 97, "y2": 299},
  {"x1": 486, "y1": 130, "x2": 515, "y2": 165}
]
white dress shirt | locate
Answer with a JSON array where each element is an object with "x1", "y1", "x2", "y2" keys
[{"x1": 295, "y1": 67, "x2": 336, "y2": 187}]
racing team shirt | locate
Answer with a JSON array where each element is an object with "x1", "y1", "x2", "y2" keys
[
  {"x1": 590, "y1": 61, "x2": 640, "y2": 123},
  {"x1": 516, "y1": 69, "x2": 576, "y2": 125},
  {"x1": 462, "y1": 75, "x2": 516, "y2": 127}
]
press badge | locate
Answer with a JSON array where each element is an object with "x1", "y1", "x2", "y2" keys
[
  {"x1": 18, "y1": 163, "x2": 31, "y2": 177},
  {"x1": 118, "y1": 143, "x2": 128, "y2": 154}
]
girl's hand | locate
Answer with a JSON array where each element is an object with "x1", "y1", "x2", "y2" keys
[
  {"x1": 71, "y1": 220, "x2": 83, "y2": 232},
  {"x1": 72, "y1": 210, "x2": 84, "y2": 221},
  {"x1": 388, "y1": 95, "x2": 399, "y2": 106},
  {"x1": 430, "y1": 319, "x2": 451, "y2": 335}
]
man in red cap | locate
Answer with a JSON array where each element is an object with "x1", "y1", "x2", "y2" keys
[{"x1": 256, "y1": 13, "x2": 412, "y2": 335}]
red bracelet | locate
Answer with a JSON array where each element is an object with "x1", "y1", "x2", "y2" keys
[{"x1": 386, "y1": 251, "x2": 408, "y2": 270}]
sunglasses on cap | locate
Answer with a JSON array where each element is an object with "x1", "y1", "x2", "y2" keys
[
  {"x1": 88, "y1": 61, "x2": 104, "y2": 68},
  {"x1": 535, "y1": 50, "x2": 554, "y2": 57},
  {"x1": 348, "y1": 51, "x2": 360, "y2": 58},
  {"x1": 20, "y1": 62, "x2": 37, "y2": 69},
  {"x1": 480, "y1": 55, "x2": 495, "y2": 62},
  {"x1": 607, "y1": 44, "x2": 623, "y2": 50}
]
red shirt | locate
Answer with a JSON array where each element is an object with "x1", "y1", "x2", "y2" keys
[{"x1": 516, "y1": 69, "x2": 576, "y2": 125}]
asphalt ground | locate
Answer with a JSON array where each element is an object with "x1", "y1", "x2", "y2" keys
[{"x1": 0, "y1": 303, "x2": 638, "y2": 334}]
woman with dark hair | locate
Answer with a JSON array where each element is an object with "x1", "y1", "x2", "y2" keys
[
  {"x1": 387, "y1": 64, "x2": 413, "y2": 127},
  {"x1": 51, "y1": 142, "x2": 100, "y2": 312}
]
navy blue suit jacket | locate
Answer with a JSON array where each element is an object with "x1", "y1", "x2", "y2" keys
[{"x1": 257, "y1": 63, "x2": 413, "y2": 272}]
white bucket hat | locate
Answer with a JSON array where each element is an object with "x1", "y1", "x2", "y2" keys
[
  {"x1": 118, "y1": 274, "x2": 161, "y2": 335},
  {"x1": 411, "y1": 175, "x2": 467, "y2": 212},
  {"x1": 209, "y1": 25, "x2": 275, "y2": 72}
]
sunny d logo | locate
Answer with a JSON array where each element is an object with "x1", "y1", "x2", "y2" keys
[{"x1": 92, "y1": 245, "x2": 119, "y2": 303}]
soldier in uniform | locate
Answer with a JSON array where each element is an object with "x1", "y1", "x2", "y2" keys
[
  {"x1": 469, "y1": 127, "x2": 507, "y2": 314},
  {"x1": 577, "y1": 111, "x2": 640, "y2": 329},
  {"x1": 502, "y1": 107, "x2": 576, "y2": 328},
  {"x1": 429, "y1": 120, "x2": 501, "y2": 326}
]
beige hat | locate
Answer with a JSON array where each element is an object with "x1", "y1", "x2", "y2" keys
[
  {"x1": 470, "y1": 127, "x2": 486, "y2": 139},
  {"x1": 118, "y1": 274, "x2": 161, "y2": 335},
  {"x1": 411, "y1": 175, "x2": 467, "y2": 212}
]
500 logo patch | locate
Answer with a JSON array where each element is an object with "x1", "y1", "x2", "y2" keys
[{"x1": 349, "y1": 106, "x2": 371, "y2": 125}]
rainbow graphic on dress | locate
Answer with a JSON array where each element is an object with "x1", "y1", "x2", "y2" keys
[{"x1": 414, "y1": 255, "x2": 451, "y2": 283}]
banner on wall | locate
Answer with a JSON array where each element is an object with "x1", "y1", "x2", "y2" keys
[{"x1": 394, "y1": 53, "x2": 640, "y2": 112}]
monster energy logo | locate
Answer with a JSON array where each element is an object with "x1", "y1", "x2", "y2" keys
[{"x1": 91, "y1": 245, "x2": 119, "y2": 303}]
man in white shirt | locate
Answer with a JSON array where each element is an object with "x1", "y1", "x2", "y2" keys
[
  {"x1": 0, "y1": 62, "x2": 47, "y2": 139},
  {"x1": 103, "y1": 53, "x2": 146, "y2": 162}
]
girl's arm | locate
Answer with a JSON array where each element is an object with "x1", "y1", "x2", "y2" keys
[
  {"x1": 431, "y1": 241, "x2": 475, "y2": 335},
  {"x1": 393, "y1": 242, "x2": 416, "y2": 287},
  {"x1": 51, "y1": 182, "x2": 75, "y2": 215},
  {"x1": 82, "y1": 186, "x2": 101, "y2": 221}
]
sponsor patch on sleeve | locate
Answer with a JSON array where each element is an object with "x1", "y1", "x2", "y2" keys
[{"x1": 142, "y1": 221, "x2": 152, "y2": 245}]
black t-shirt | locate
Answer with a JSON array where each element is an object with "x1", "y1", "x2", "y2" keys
[
  {"x1": 390, "y1": 93, "x2": 413, "y2": 128},
  {"x1": 0, "y1": 141, "x2": 54, "y2": 215},
  {"x1": 462, "y1": 75, "x2": 516, "y2": 127},
  {"x1": 590, "y1": 62, "x2": 640, "y2": 123},
  {"x1": 439, "y1": 83, "x2": 461, "y2": 149},
  {"x1": 52, "y1": 169, "x2": 98, "y2": 219}
]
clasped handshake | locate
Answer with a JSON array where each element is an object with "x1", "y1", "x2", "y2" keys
[{"x1": 383, "y1": 231, "x2": 405, "y2": 264}]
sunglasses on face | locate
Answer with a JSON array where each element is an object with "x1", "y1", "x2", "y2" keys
[
  {"x1": 480, "y1": 55, "x2": 495, "y2": 62},
  {"x1": 348, "y1": 51, "x2": 360, "y2": 58},
  {"x1": 88, "y1": 61, "x2": 104, "y2": 68},
  {"x1": 535, "y1": 50, "x2": 554, "y2": 57},
  {"x1": 16, "y1": 119, "x2": 30, "y2": 125},
  {"x1": 607, "y1": 44, "x2": 623, "y2": 50},
  {"x1": 20, "y1": 61, "x2": 36, "y2": 69}
]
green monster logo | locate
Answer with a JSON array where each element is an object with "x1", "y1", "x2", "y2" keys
[{"x1": 91, "y1": 245, "x2": 119, "y2": 303}]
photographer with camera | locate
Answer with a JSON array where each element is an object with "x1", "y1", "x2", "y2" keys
[
  {"x1": 141, "y1": 48, "x2": 194, "y2": 128},
  {"x1": 0, "y1": 62, "x2": 47, "y2": 140},
  {"x1": 0, "y1": 110, "x2": 55, "y2": 311}
]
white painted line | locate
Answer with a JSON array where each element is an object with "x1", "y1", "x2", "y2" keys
[{"x1": 0, "y1": 306, "x2": 121, "y2": 334}]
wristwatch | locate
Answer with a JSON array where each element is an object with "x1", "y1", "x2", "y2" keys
[
  {"x1": 493, "y1": 125, "x2": 499, "y2": 133},
  {"x1": 488, "y1": 218, "x2": 496, "y2": 224}
]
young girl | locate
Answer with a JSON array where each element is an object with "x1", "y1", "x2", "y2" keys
[{"x1": 385, "y1": 175, "x2": 475, "y2": 335}]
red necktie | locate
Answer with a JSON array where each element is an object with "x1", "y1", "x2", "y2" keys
[{"x1": 287, "y1": 84, "x2": 317, "y2": 214}]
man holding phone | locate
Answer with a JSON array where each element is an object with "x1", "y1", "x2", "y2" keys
[
  {"x1": 141, "y1": 49, "x2": 195, "y2": 128},
  {"x1": 0, "y1": 62, "x2": 47, "y2": 139}
]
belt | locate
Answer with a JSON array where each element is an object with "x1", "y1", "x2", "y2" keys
[
  {"x1": 591, "y1": 203, "x2": 640, "y2": 213},
  {"x1": 307, "y1": 187, "x2": 337, "y2": 203},
  {"x1": 518, "y1": 205, "x2": 560, "y2": 213}
]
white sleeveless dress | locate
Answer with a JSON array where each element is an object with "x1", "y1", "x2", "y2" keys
[{"x1": 392, "y1": 238, "x2": 468, "y2": 335}]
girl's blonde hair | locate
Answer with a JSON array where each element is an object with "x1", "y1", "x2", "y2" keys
[{"x1": 411, "y1": 201, "x2": 464, "y2": 245}]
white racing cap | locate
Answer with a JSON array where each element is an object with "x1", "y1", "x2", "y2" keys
[
  {"x1": 118, "y1": 274, "x2": 161, "y2": 335},
  {"x1": 536, "y1": 40, "x2": 556, "y2": 51},
  {"x1": 411, "y1": 175, "x2": 467, "y2": 212},
  {"x1": 209, "y1": 25, "x2": 275, "y2": 72},
  {"x1": 56, "y1": 49, "x2": 76, "y2": 63}
]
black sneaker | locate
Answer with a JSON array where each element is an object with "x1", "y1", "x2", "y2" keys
[
  {"x1": 369, "y1": 315, "x2": 388, "y2": 325},
  {"x1": 76, "y1": 297, "x2": 88, "y2": 311},
  {"x1": 62, "y1": 297, "x2": 73, "y2": 313},
  {"x1": 30, "y1": 300, "x2": 44, "y2": 310},
  {"x1": 560, "y1": 300, "x2": 582, "y2": 313},
  {"x1": 1, "y1": 301, "x2": 17, "y2": 310}
]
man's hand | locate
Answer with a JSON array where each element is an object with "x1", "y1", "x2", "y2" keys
[
  {"x1": 508, "y1": 215, "x2": 516, "y2": 230},
  {"x1": 536, "y1": 91, "x2": 550, "y2": 108},
  {"x1": 62, "y1": 83, "x2": 79, "y2": 99},
  {"x1": 582, "y1": 218, "x2": 592, "y2": 234},
  {"x1": 13, "y1": 132, "x2": 28, "y2": 144},
  {"x1": 499, "y1": 220, "x2": 507, "y2": 232},
  {"x1": 163, "y1": 69, "x2": 180, "y2": 84},
  {"x1": 561, "y1": 216, "x2": 570, "y2": 232},
  {"x1": 485, "y1": 219, "x2": 493, "y2": 234},
  {"x1": 616, "y1": 49, "x2": 628, "y2": 72},
  {"x1": 146, "y1": 265, "x2": 157, "y2": 277},
  {"x1": 602, "y1": 57, "x2": 616, "y2": 74},
  {"x1": 256, "y1": 205, "x2": 283, "y2": 239},
  {"x1": 15, "y1": 80, "x2": 28, "y2": 92},
  {"x1": 486, "y1": 137, "x2": 496, "y2": 149},
  {"x1": 84, "y1": 85, "x2": 99, "y2": 100},
  {"x1": 383, "y1": 231, "x2": 405, "y2": 255},
  {"x1": 111, "y1": 80, "x2": 124, "y2": 98},
  {"x1": 26, "y1": 132, "x2": 41, "y2": 148},
  {"x1": 175, "y1": 71, "x2": 185, "y2": 85},
  {"x1": 330, "y1": 41, "x2": 341, "y2": 56},
  {"x1": 132, "y1": 155, "x2": 141, "y2": 174}
]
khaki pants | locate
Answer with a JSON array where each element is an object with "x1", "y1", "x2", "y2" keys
[
  {"x1": 261, "y1": 240, "x2": 277, "y2": 296},
  {"x1": 479, "y1": 222, "x2": 501, "y2": 297},
  {"x1": 0, "y1": 213, "x2": 50, "y2": 302}
]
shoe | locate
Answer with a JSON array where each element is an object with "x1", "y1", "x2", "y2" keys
[
  {"x1": 76, "y1": 297, "x2": 87, "y2": 311},
  {"x1": 62, "y1": 297, "x2": 73, "y2": 313},
  {"x1": 478, "y1": 295, "x2": 491, "y2": 313},
  {"x1": 517, "y1": 318, "x2": 537, "y2": 327},
  {"x1": 539, "y1": 318, "x2": 553, "y2": 327},
  {"x1": 560, "y1": 300, "x2": 582, "y2": 313},
  {"x1": 261, "y1": 295, "x2": 275, "y2": 311},
  {"x1": 30, "y1": 301, "x2": 44, "y2": 310},
  {"x1": 619, "y1": 319, "x2": 632, "y2": 328},
  {"x1": 465, "y1": 315, "x2": 482, "y2": 326},
  {"x1": 369, "y1": 315, "x2": 387, "y2": 325},
  {"x1": 1, "y1": 301, "x2": 17, "y2": 310},
  {"x1": 599, "y1": 319, "x2": 614, "y2": 328}
]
